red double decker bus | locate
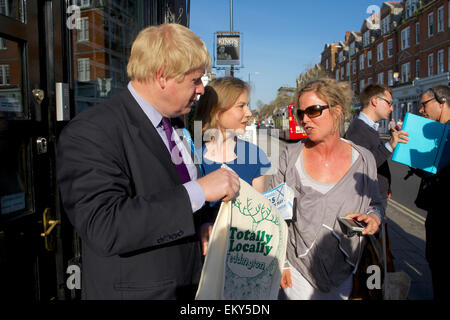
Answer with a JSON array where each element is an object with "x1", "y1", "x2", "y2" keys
[{"x1": 273, "y1": 104, "x2": 307, "y2": 140}]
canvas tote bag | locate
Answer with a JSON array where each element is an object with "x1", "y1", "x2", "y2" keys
[{"x1": 196, "y1": 167, "x2": 288, "y2": 300}]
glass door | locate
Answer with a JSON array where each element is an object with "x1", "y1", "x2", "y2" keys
[{"x1": 0, "y1": 0, "x2": 62, "y2": 301}]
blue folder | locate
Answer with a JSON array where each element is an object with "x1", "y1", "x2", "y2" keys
[{"x1": 392, "y1": 112, "x2": 450, "y2": 174}]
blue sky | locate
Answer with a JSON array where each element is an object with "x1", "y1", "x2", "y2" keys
[{"x1": 190, "y1": 0, "x2": 387, "y2": 108}]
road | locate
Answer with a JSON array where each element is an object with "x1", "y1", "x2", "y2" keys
[
  {"x1": 255, "y1": 130, "x2": 433, "y2": 299},
  {"x1": 388, "y1": 159, "x2": 427, "y2": 219}
]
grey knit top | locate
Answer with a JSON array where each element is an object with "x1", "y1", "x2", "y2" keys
[{"x1": 269, "y1": 139, "x2": 384, "y2": 292}]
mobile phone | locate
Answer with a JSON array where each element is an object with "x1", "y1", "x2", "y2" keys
[{"x1": 338, "y1": 217, "x2": 366, "y2": 237}]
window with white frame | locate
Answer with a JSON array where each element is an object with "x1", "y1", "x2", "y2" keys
[
  {"x1": 437, "y1": 49, "x2": 444, "y2": 74},
  {"x1": 405, "y1": 0, "x2": 412, "y2": 18},
  {"x1": 367, "y1": 50, "x2": 372, "y2": 67},
  {"x1": 0, "y1": 37, "x2": 6, "y2": 50},
  {"x1": 368, "y1": 77, "x2": 373, "y2": 85},
  {"x1": 352, "y1": 82, "x2": 357, "y2": 93},
  {"x1": 0, "y1": 64, "x2": 10, "y2": 85},
  {"x1": 364, "y1": 31, "x2": 370, "y2": 46},
  {"x1": 401, "y1": 27, "x2": 410, "y2": 50},
  {"x1": 405, "y1": 0, "x2": 419, "y2": 19},
  {"x1": 336, "y1": 68, "x2": 339, "y2": 81},
  {"x1": 437, "y1": 6, "x2": 444, "y2": 32},
  {"x1": 388, "y1": 39, "x2": 393, "y2": 58},
  {"x1": 350, "y1": 42, "x2": 355, "y2": 56},
  {"x1": 359, "y1": 54, "x2": 364, "y2": 70},
  {"x1": 77, "y1": 17, "x2": 89, "y2": 42},
  {"x1": 0, "y1": 0, "x2": 9, "y2": 15},
  {"x1": 415, "y1": 59, "x2": 420, "y2": 78},
  {"x1": 401, "y1": 62, "x2": 410, "y2": 82},
  {"x1": 382, "y1": 15, "x2": 390, "y2": 35},
  {"x1": 415, "y1": 22, "x2": 420, "y2": 44},
  {"x1": 77, "y1": 58, "x2": 90, "y2": 82},
  {"x1": 346, "y1": 62, "x2": 349, "y2": 78},
  {"x1": 360, "y1": 79, "x2": 365, "y2": 92},
  {"x1": 428, "y1": 53, "x2": 434, "y2": 76},
  {"x1": 339, "y1": 51, "x2": 344, "y2": 63},
  {"x1": 80, "y1": 0, "x2": 91, "y2": 8},
  {"x1": 412, "y1": 0, "x2": 419, "y2": 12},
  {"x1": 325, "y1": 59, "x2": 329, "y2": 70},
  {"x1": 377, "y1": 72, "x2": 384, "y2": 84},
  {"x1": 428, "y1": 12, "x2": 434, "y2": 38},
  {"x1": 377, "y1": 43, "x2": 383, "y2": 61},
  {"x1": 75, "y1": 0, "x2": 91, "y2": 8},
  {"x1": 352, "y1": 59, "x2": 356, "y2": 75},
  {"x1": 388, "y1": 70, "x2": 393, "y2": 86}
]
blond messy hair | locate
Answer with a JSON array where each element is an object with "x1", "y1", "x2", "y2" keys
[
  {"x1": 295, "y1": 78, "x2": 353, "y2": 136},
  {"x1": 195, "y1": 77, "x2": 250, "y2": 133},
  {"x1": 127, "y1": 23, "x2": 211, "y2": 82}
]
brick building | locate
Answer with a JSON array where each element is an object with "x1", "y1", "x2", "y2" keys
[{"x1": 320, "y1": 0, "x2": 449, "y2": 132}]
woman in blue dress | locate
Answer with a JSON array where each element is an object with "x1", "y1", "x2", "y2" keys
[{"x1": 195, "y1": 77, "x2": 271, "y2": 255}]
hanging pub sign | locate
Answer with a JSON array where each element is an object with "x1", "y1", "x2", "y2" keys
[{"x1": 215, "y1": 31, "x2": 241, "y2": 66}]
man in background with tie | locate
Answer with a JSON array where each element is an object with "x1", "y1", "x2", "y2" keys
[{"x1": 56, "y1": 23, "x2": 240, "y2": 300}]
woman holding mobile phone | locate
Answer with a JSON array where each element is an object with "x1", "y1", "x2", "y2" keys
[{"x1": 270, "y1": 78, "x2": 384, "y2": 300}]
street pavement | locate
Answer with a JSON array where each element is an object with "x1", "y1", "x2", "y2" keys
[{"x1": 385, "y1": 199, "x2": 432, "y2": 299}]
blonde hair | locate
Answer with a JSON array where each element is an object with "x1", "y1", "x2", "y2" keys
[
  {"x1": 127, "y1": 23, "x2": 211, "y2": 82},
  {"x1": 195, "y1": 77, "x2": 250, "y2": 133},
  {"x1": 295, "y1": 78, "x2": 353, "y2": 136}
]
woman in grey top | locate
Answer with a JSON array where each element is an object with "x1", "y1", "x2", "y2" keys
[{"x1": 271, "y1": 79, "x2": 384, "y2": 300}]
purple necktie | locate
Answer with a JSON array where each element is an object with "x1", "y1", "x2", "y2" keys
[{"x1": 161, "y1": 117, "x2": 191, "y2": 183}]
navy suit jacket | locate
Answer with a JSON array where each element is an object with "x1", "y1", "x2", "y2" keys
[
  {"x1": 344, "y1": 118, "x2": 391, "y2": 200},
  {"x1": 57, "y1": 89, "x2": 202, "y2": 299}
]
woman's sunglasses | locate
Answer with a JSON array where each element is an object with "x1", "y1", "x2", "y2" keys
[{"x1": 296, "y1": 105, "x2": 330, "y2": 120}]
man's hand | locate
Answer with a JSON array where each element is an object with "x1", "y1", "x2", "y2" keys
[
  {"x1": 197, "y1": 167, "x2": 240, "y2": 202},
  {"x1": 389, "y1": 128, "x2": 410, "y2": 150}
]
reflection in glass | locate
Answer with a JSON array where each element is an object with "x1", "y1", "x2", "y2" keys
[
  {"x1": 0, "y1": 122, "x2": 30, "y2": 216},
  {"x1": 0, "y1": 0, "x2": 26, "y2": 22},
  {"x1": 72, "y1": 1, "x2": 140, "y2": 114},
  {"x1": 70, "y1": 1, "x2": 190, "y2": 115},
  {"x1": 0, "y1": 38, "x2": 23, "y2": 118}
]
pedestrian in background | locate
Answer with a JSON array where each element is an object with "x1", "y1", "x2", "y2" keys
[
  {"x1": 344, "y1": 84, "x2": 409, "y2": 210},
  {"x1": 415, "y1": 85, "x2": 450, "y2": 300},
  {"x1": 272, "y1": 78, "x2": 384, "y2": 300},
  {"x1": 56, "y1": 23, "x2": 240, "y2": 300},
  {"x1": 388, "y1": 118, "x2": 396, "y2": 135},
  {"x1": 395, "y1": 118, "x2": 403, "y2": 130},
  {"x1": 194, "y1": 77, "x2": 271, "y2": 255}
]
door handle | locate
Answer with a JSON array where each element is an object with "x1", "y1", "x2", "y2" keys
[
  {"x1": 36, "y1": 137, "x2": 48, "y2": 154},
  {"x1": 32, "y1": 88, "x2": 45, "y2": 105},
  {"x1": 40, "y1": 208, "x2": 60, "y2": 251},
  {"x1": 40, "y1": 219, "x2": 60, "y2": 237}
]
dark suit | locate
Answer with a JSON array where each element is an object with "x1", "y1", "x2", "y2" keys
[
  {"x1": 344, "y1": 118, "x2": 391, "y2": 201},
  {"x1": 57, "y1": 89, "x2": 202, "y2": 299}
]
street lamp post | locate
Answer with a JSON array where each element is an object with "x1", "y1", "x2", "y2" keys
[
  {"x1": 248, "y1": 72, "x2": 259, "y2": 107},
  {"x1": 230, "y1": 0, "x2": 234, "y2": 77}
]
